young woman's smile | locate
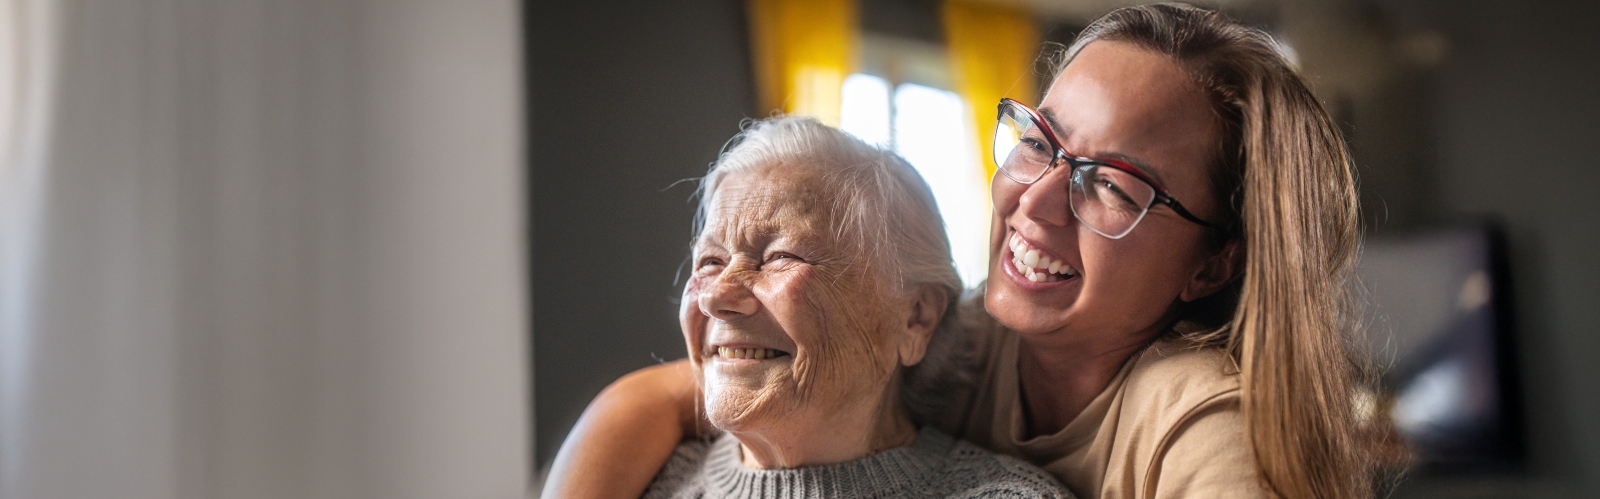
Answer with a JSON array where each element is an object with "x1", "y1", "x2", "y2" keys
[
  {"x1": 1000, "y1": 229, "x2": 1081, "y2": 288},
  {"x1": 985, "y1": 40, "x2": 1224, "y2": 342}
]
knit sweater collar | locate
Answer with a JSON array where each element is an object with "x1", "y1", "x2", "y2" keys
[{"x1": 699, "y1": 426, "x2": 956, "y2": 497}]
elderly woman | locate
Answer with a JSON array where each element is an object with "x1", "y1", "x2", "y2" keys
[
  {"x1": 550, "y1": 4, "x2": 1382, "y2": 499},
  {"x1": 639, "y1": 117, "x2": 1068, "y2": 498}
]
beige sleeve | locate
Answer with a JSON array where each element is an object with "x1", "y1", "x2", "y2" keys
[{"x1": 1147, "y1": 397, "x2": 1270, "y2": 499}]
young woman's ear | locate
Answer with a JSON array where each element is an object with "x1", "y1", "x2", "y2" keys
[
  {"x1": 1180, "y1": 239, "x2": 1244, "y2": 302},
  {"x1": 897, "y1": 285, "x2": 948, "y2": 366}
]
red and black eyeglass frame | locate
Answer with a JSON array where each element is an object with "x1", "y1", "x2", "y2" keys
[{"x1": 996, "y1": 97, "x2": 1230, "y2": 232}]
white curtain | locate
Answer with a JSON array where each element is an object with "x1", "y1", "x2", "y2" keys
[{"x1": 0, "y1": 1, "x2": 528, "y2": 498}]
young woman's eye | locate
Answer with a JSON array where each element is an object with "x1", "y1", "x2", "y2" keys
[{"x1": 1095, "y1": 180, "x2": 1139, "y2": 209}]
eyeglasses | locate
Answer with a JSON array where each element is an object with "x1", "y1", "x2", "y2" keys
[{"x1": 992, "y1": 98, "x2": 1227, "y2": 239}]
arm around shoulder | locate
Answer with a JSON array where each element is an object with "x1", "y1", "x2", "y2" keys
[{"x1": 541, "y1": 360, "x2": 705, "y2": 499}]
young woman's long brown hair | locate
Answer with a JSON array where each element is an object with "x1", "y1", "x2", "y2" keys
[{"x1": 1058, "y1": 4, "x2": 1375, "y2": 497}]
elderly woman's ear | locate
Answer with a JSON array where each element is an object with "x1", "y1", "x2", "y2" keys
[{"x1": 896, "y1": 285, "x2": 950, "y2": 367}]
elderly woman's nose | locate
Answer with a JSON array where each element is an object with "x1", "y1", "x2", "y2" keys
[
  {"x1": 700, "y1": 272, "x2": 759, "y2": 320},
  {"x1": 1017, "y1": 167, "x2": 1075, "y2": 227}
]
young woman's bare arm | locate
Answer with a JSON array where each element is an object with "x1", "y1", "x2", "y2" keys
[{"x1": 540, "y1": 360, "x2": 703, "y2": 499}]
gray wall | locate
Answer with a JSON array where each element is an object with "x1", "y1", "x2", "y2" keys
[
  {"x1": 1376, "y1": 1, "x2": 1600, "y2": 497},
  {"x1": 529, "y1": 0, "x2": 755, "y2": 471}
]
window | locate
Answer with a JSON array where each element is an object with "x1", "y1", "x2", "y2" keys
[{"x1": 839, "y1": 36, "x2": 991, "y2": 288}]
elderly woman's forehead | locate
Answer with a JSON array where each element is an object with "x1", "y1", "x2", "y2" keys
[{"x1": 707, "y1": 169, "x2": 837, "y2": 226}]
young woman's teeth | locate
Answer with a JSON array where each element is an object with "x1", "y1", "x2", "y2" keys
[
  {"x1": 1009, "y1": 233, "x2": 1078, "y2": 283},
  {"x1": 717, "y1": 346, "x2": 783, "y2": 360}
]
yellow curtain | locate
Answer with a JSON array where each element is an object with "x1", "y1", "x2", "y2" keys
[
  {"x1": 944, "y1": 1, "x2": 1039, "y2": 182},
  {"x1": 747, "y1": 0, "x2": 858, "y2": 126}
]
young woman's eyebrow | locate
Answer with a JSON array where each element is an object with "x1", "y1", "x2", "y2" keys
[
  {"x1": 1039, "y1": 107, "x2": 1167, "y2": 186},
  {"x1": 1095, "y1": 152, "x2": 1167, "y2": 186},
  {"x1": 1039, "y1": 107, "x2": 1070, "y2": 142}
]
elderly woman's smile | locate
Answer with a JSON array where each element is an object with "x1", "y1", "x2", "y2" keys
[
  {"x1": 628, "y1": 117, "x2": 1070, "y2": 497},
  {"x1": 682, "y1": 168, "x2": 908, "y2": 463},
  {"x1": 712, "y1": 346, "x2": 787, "y2": 360}
]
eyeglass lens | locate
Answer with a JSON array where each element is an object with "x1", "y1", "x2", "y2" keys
[
  {"x1": 992, "y1": 108, "x2": 1052, "y2": 183},
  {"x1": 1069, "y1": 165, "x2": 1156, "y2": 238},
  {"x1": 993, "y1": 104, "x2": 1158, "y2": 239}
]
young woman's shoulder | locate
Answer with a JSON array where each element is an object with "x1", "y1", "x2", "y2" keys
[
  {"x1": 1125, "y1": 339, "x2": 1241, "y2": 404},
  {"x1": 1110, "y1": 339, "x2": 1267, "y2": 498}
]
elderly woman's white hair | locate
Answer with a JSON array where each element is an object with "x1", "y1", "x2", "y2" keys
[{"x1": 693, "y1": 116, "x2": 972, "y2": 424}]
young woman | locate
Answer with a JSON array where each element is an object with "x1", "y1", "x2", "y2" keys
[{"x1": 545, "y1": 4, "x2": 1376, "y2": 498}]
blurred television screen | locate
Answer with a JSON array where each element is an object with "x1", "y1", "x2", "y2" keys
[{"x1": 1358, "y1": 225, "x2": 1523, "y2": 471}]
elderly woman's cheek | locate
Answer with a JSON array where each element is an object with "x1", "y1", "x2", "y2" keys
[
  {"x1": 807, "y1": 280, "x2": 900, "y2": 400},
  {"x1": 680, "y1": 276, "x2": 711, "y2": 362}
]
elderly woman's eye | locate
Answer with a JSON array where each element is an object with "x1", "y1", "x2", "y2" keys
[
  {"x1": 765, "y1": 252, "x2": 802, "y2": 265},
  {"x1": 696, "y1": 257, "x2": 725, "y2": 271}
]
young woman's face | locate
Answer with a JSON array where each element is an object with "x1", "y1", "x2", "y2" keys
[{"x1": 986, "y1": 40, "x2": 1226, "y2": 342}]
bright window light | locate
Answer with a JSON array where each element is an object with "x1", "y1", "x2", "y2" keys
[
  {"x1": 839, "y1": 74, "x2": 892, "y2": 148},
  {"x1": 891, "y1": 83, "x2": 990, "y2": 288},
  {"x1": 840, "y1": 74, "x2": 991, "y2": 288}
]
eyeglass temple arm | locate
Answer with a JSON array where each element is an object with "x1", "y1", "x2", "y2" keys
[{"x1": 1154, "y1": 194, "x2": 1231, "y2": 231}]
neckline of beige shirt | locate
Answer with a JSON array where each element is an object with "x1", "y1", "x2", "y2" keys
[{"x1": 951, "y1": 325, "x2": 1267, "y2": 498}]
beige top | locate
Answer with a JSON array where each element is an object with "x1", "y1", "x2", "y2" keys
[{"x1": 946, "y1": 322, "x2": 1267, "y2": 499}]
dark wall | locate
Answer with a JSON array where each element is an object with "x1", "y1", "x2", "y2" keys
[
  {"x1": 529, "y1": 0, "x2": 753, "y2": 468},
  {"x1": 1378, "y1": 1, "x2": 1600, "y2": 497}
]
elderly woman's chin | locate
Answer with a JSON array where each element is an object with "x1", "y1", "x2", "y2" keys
[{"x1": 700, "y1": 363, "x2": 797, "y2": 430}]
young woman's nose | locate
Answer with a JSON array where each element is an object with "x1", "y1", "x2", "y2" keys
[
  {"x1": 1016, "y1": 165, "x2": 1075, "y2": 227},
  {"x1": 699, "y1": 271, "x2": 759, "y2": 320}
]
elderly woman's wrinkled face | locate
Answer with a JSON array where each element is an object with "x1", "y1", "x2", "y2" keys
[{"x1": 681, "y1": 167, "x2": 905, "y2": 434}]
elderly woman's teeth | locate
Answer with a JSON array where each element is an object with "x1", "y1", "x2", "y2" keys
[
  {"x1": 1010, "y1": 234, "x2": 1078, "y2": 283},
  {"x1": 716, "y1": 346, "x2": 784, "y2": 360}
]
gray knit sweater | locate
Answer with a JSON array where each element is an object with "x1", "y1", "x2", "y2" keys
[{"x1": 641, "y1": 427, "x2": 1072, "y2": 498}]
